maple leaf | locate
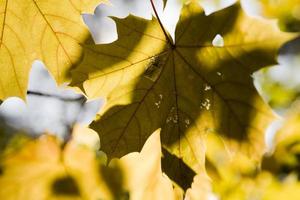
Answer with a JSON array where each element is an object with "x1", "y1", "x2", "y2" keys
[
  {"x1": 112, "y1": 129, "x2": 177, "y2": 200},
  {"x1": 71, "y1": 1, "x2": 295, "y2": 187},
  {"x1": 0, "y1": 0, "x2": 102, "y2": 100},
  {"x1": 0, "y1": 125, "x2": 127, "y2": 200},
  {"x1": 184, "y1": 173, "x2": 213, "y2": 200}
]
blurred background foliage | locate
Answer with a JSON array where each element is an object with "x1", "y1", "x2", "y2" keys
[
  {"x1": 253, "y1": 0, "x2": 300, "y2": 113},
  {"x1": 260, "y1": 0, "x2": 300, "y2": 32},
  {"x1": 203, "y1": 102, "x2": 300, "y2": 199},
  {"x1": 254, "y1": 37, "x2": 300, "y2": 114},
  {"x1": 1, "y1": 0, "x2": 300, "y2": 199}
]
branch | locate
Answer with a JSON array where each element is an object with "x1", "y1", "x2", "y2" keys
[{"x1": 27, "y1": 90, "x2": 86, "y2": 102}]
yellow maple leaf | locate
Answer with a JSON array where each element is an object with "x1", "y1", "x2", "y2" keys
[
  {"x1": 71, "y1": 1, "x2": 295, "y2": 187},
  {"x1": 0, "y1": 0, "x2": 103, "y2": 99}
]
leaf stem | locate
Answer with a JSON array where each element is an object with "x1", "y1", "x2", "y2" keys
[{"x1": 150, "y1": 0, "x2": 174, "y2": 47}]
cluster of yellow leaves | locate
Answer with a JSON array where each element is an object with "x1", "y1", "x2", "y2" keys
[
  {"x1": 1, "y1": 0, "x2": 300, "y2": 197},
  {"x1": 0, "y1": 126, "x2": 180, "y2": 200},
  {"x1": 0, "y1": 126, "x2": 115, "y2": 200},
  {"x1": 204, "y1": 102, "x2": 300, "y2": 200},
  {"x1": 260, "y1": 0, "x2": 300, "y2": 32},
  {"x1": 3, "y1": 109, "x2": 300, "y2": 200},
  {"x1": 262, "y1": 103, "x2": 300, "y2": 178}
]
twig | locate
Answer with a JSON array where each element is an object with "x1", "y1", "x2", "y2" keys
[{"x1": 27, "y1": 90, "x2": 85, "y2": 102}]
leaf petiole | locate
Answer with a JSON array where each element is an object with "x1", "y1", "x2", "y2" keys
[{"x1": 150, "y1": 0, "x2": 175, "y2": 48}]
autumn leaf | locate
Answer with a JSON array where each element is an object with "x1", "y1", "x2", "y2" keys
[
  {"x1": 206, "y1": 125, "x2": 300, "y2": 200},
  {"x1": 0, "y1": 126, "x2": 127, "y2": 200},
  {"x1": 204, "y1": 131, "x2": 260, "y2": 198},
  {"x1": 260, "y1": 0, "x2": 300, "y2": 32},
  {"x1": 202, "y1": 102, "x2": 300, "y2": 200},
  {"x1": 0, "y1": 0, "x2": 102, "y2": 100},
  {"x1": 0, "y1": 126, "x2": 178, "y2": 200},
  {"x1": 262, "y1": 102, "x2": 300, "y2": 177},
  {"x1": 199, "y1": 0, "x2": 237, "y2": 15},
  {"x1": 204, "y1": 129, "x2": 300, "y2": 200},
  {"x1": 71, "y1": 1, "x2": 294, "y2": 186},
  {"x1": 184, "y1": 173, "x2": 213, "y2": 200},
  {"x1": 112, "y1": 129, "x2": 177, "y2": 200},
  {"x1": 212, "y1": 167, "x2": 300, "y2": 200}
]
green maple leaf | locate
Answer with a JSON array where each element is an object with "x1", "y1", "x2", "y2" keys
[
  {"x1": 0, "y1": 0, "x2": 102, "y2": 100},
  {"x1": 71, "y1": 1, "x2": 295, "y2": 187}
]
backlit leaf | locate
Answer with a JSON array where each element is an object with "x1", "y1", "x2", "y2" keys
[
  {"x1": 112, "y1": 129, "x2": 177, "y2": 200},
  {"x1": 72, "y1": 1, "x2": 294, "y2": 186},
  {"x1": 184, "y1": 173, "x2": 213, "y2": 200},
  {"x1": 0, "y1": 0, "x2": 102, "y2": 99}
]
